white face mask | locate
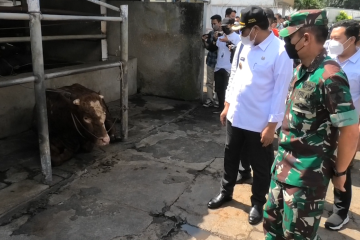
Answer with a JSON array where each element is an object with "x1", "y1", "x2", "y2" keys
[
  {"x1": 241, "y1": 27, "x2": 257, "y2": 47},
  {"x1": 328, "y1": 38, "x2": 351, "y2": 56}
]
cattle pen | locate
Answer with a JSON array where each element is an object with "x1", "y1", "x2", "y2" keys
[{"x1": 0, "y1": 0, "x2": 129, "y2": 184}]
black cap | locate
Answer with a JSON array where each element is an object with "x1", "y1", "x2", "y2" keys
[
  {"x1": 239, "y1": 6, "x2": 268, "y2": 29},
  {"x1": 221, "y1": 17, "x2": 235, "y2": 27}
]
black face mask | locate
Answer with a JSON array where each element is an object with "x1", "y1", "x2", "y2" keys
[
  {"x1": 222, "y1": 26, "x2": 231, "y2": 35},
  {"x1": 284, "y1": 35, "x2": 304, "y2": 59}
]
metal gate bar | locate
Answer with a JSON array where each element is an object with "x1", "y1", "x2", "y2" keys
[
  {"x1": 0, "y1": 34, "x2": 106, "y2": 43},
  {"x1": 0, "y1": 12, "x2": 123, "y2": 21},
  {"x1": 0, "y1": 61, "x2": 122, "y2": 88}
]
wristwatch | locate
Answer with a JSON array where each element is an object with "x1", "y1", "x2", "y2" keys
[{"x1": 333, "y1": 167, "x2": 347, "y2": 177}]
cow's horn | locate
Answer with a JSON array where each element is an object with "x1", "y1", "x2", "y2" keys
[
  {"x1": 99, "y1": 95, "x2": 104, "y2": 99},
  {"x1": 73, "y1": 99, "x2": 80, "y2": 105}
]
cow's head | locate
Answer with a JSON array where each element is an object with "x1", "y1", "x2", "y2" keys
[{"x1": 72, "y1": 93, "x2": 110, "y2": 146}]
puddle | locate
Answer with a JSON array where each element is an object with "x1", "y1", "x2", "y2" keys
[{"x1": 181, "y1": 224, "x2": 211, "y2": 240}]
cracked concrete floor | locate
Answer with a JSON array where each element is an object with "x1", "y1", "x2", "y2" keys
[{"x1": 0, "y1": 95, "x2": 360, "y2": 240}]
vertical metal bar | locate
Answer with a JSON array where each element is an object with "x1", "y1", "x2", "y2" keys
[
  {"x1": 28, "y1": 0, "x2": 52, "y2": 184},
  {"x1": 200, "y1": 1, "x2": 207, "y2": 103},
  {"x1": 120, "y1": 5, "x2": 128, "y2": 140},
  {"x1": 101, "y1": 0, "x2": 108, "y2": 61}
]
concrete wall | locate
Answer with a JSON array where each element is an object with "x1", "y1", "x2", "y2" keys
[
  {"x1": 326, "y1": 7, "x2": 360, "y2": 24},
  {"x1": 108, "y1": 2, "x2": 204, "y2": 101}
]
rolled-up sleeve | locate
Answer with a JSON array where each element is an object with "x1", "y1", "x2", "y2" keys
[
  {"x1": 324, "y1": 75, "x2": 359, "y2": 127},
  {"x1": 268, "y1": 51, "x2": 294, "y2": 123}
]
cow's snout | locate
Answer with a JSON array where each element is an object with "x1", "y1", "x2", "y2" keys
[{"x1": 98, "y1": 134, "x2": 110, "y2": 146}]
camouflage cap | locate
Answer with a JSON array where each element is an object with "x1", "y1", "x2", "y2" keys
[{"x1": 279, "y1": 9, "x2": 328, "y2": 38}]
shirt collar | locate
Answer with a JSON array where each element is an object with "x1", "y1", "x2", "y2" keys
[
  {"x1": 348, "y1": 49, "x2": 360, "y2": 63},
  {"x1": 254, "y1": 32, "x2": 275, "y2": 51},
  {"x1": 297, "y1": 48, "x2": 327, "y2": 80},
  {"x1": 305, "y1": 48, "x2": 328, "y2": 73}
]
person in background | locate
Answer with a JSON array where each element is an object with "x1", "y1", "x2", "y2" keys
[
  {"x1": 232, "y1": 22, "x2": 241, "y2": 34},
  {"x1": 208, "y1": 6, "x2": 293, "y2": 227},
  {"x1": 263, "y1": 10, "x2": 359, "y2": 239},
  {"x1": 325, "y1": 19, "x2": 360, "y2": 231},
  {"x1": 264, "y1": 8, "x2": 279, "y2": 37},
  {"x1": 212, "y1": 18, "x2": 241, "y2": 112},
  {"x1": 202, "y1": 14, "x2": 222, "y2": 108},
  {"x1": 235, "y1": 16, "x2": 240, "y2": 23},
  {"x1": 275, "y1": 13, "x2": 284, "y2": 30},
  {"x1": 225, "y1": 8, "x2": 236, "y2": 19}
]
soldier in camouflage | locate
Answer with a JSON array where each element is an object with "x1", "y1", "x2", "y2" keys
[{"x1": 263, "y1": 9, "x2": 359, "y2": 239}]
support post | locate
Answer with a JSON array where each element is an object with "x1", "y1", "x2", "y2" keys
[
  {"x1": 101, "y1": 0, "x2": 108, "y2": 61},
  {"x1": 200, "y1": 1, "x2": 208, "y2": 102},
  {"x1": 120, "y1": 5, "x2": 128, "y2": 140},
  {"x1": 27, "y1": 0, "x2": 52, "y2": 184}
]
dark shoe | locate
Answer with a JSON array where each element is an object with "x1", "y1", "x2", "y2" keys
[
  {"x1": 203, "y1": 99, "x2": 214, "y2": 108},
  {"x1": 325, "y1": 213, "x2": 349, "y2": 231},
  {"x1": 236, "y1": 171, "x2": 252, "y2": 184},
  {"x1": 207, "y1": 193, "x2": 232, "y2": 209},
  {"x1": 248, "y1": 205, "x2": 263, "y2": 225}
]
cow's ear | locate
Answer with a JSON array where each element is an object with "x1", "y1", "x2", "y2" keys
[
  {"x1": 99, "y1": 95, "x2": 104, "y2": 99},
  {"x1": 73, "y1": 99, "x2": 80, "y2": 105}
]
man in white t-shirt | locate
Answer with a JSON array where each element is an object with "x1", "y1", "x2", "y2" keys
[
  {"x1": 325, "y1": 19, "x2": 360, "y2": 231},
  {"x1": 213, "y1": 18, "x2": 241, "y2": 111}
]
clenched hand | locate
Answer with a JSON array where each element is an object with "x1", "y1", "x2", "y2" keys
[
  {"x1": 260, "y1": 123, "x2": 277, "y2": 147},
  {"x1": 332, "y1": 175, "x2": 347, "y2": 192}
]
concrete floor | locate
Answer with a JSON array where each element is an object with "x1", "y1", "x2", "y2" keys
[{"x1": 0, "y1": 95, "x2": 359, "y2": 240}]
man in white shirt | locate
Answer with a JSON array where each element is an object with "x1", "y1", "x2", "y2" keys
[
  {"x1": 207, "y1": 6, "x2": 293, "y2": 226},
  {"x1": 325, "y1": 19, "x2": 360, "y2": 231},
  {"x1": 213, "y1": 18, "x2": 241, "y2": 111}
]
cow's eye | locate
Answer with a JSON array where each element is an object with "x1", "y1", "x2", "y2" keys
[{"x1": 83, "y1": 117, "x2": 91, "y2": 123}]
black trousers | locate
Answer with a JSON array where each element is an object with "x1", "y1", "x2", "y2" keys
[
  {"x1": 214, "y1": 68, "x2": 229, "y2": 110},
  {"x1": 333, "y1": 164, "x2": 352, "y2": 218},
  {"x1": 221, "y1": 120, "x2": 274, "y2": 207}
]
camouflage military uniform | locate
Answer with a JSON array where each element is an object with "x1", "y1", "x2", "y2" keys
[{"x1": 263, "y1": 10, "x2": 359, "y2": 240}]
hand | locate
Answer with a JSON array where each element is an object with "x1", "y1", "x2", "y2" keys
[
  {"x1": 220, "y1": 107, "x2": 228, "y2": 126},
  {"x1": 260, "y1": 125, "x2": 276, "y2": 147},
  {"x1": 202, "y1": 35, "x2": 208, "y2": 41},
  {"x1": 220, "y1": 35, "x2": 229, "y2": 42},
  {"x1": 228, "y1": 44, "x2": 234, "y2": 51},
  {"x1": 332, "y1": 175, "x2": 347, "y2": 192}
]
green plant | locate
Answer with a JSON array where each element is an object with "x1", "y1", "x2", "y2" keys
[
  {"x1": 294, "y1": 0, "x2": 325, "y2": 10},
  {"x1": 335, "y1": 11, "x2": 353, "y2": 22}
]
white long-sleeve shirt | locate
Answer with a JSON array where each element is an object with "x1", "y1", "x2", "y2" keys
[
  {"x1": 215, "y1": 32, "x2": 241, "y2": 73},
  {"x1": 225, "y1": 32, "x2": 293, "y2": 133},
  {"x1": 332, "y1": 49, "x2": 360, "y2": 115}
]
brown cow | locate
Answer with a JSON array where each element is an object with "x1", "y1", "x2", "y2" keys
[{"x1": 36, "y1": 83, "x2": 120, "y2": 166}]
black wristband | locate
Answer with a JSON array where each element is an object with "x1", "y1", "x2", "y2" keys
[{"x1": 333, "y1": 167, "x2": 347, "y2": 177}]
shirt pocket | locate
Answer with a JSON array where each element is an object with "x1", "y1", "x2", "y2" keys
[{"x1": 292, "y1": 81, "x2": 317, "y2": 116}]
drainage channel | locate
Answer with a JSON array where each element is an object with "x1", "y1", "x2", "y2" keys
[{"x1": 181, "y1": 224, "x2": 211, "y2": 240}]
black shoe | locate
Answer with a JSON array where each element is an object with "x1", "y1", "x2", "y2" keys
[
  {"x1": 207, "y1": 193, "x2": 232, "y2": 209},
  {"x1": 248, "y1": 205, "x2": 263, "y2": 225},
  {"x1": 324, "y1": 213, "x2": 349, "y2": 231},
  {"x1": 236, "y1": 172, "x2": 252, "y2": 184}
]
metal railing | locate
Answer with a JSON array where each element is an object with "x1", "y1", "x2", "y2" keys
[{"x1": 0, "y1": 0, "x2": 128, "y2": 184}]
